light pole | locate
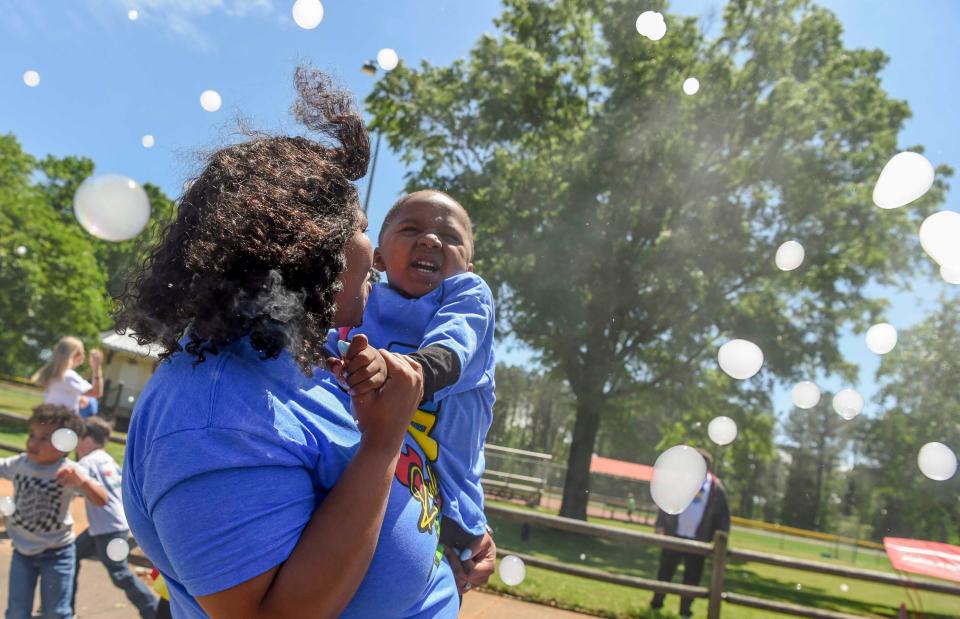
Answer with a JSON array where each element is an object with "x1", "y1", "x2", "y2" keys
[{"x1": 361, "y1": 60, "x2": 382, "y2": 214}]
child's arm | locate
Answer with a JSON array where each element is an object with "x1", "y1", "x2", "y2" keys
[
  {"x1": 0, "y1": 455, "x2": 16, "y2": 480},
  {"x1": 326, "y1": 334, "x2": 388, "y2": 396},
  {"x1": 55, "y1": 463, "x2": 109, "y2": 507}
]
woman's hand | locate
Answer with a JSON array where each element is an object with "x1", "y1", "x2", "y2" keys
[
  {"x1": 352, "y1": 350, "x2": 423, "y2": 454},
  {"x1": 89, "y1": 349, "x2": 103, "y2": 370},
  {"x1": 445, "y1": 531, "x2": 497, "y2": 595}
]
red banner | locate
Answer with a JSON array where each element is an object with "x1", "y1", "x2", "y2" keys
[{"x1": 883, "y1": 537, "x2": 960, "y2": 583}]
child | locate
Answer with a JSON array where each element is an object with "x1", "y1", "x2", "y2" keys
[
  {"x1": 0, "y1": 404, "x2": 108, "y2": 619},
  {"x1": 72, "y1": 417, "x2": 158, "y2": 619},
  {"x1": 33, "y1": 336, "x2": 104, "y2": 414},
  {"x1": 333, "y1": 189, "x2": 496, "y2": 559}
]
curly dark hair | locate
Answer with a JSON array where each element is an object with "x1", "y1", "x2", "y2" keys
[
  {"x1": 115, "y1": 66, "x2": 370, "y2": 373},
  {"x1": 29, "y1": 404, "x2": 84, "y2": 436}
]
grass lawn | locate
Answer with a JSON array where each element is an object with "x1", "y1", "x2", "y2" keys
[{"x1": 0, "y1": 381, "x2": 44, "y2": 416}]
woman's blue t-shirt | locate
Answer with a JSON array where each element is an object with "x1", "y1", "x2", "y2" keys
[{"x1": 122, "y1": 338, "x2": 458, "y2": 618}]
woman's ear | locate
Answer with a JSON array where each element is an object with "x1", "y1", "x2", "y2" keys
[{"x1": 373, "y1": 248, "x2": 387, "y2": 272}]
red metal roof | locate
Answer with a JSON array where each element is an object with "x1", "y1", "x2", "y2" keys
[{"x1": 590, "y1": 455, "x2": 654, "y2": 482}]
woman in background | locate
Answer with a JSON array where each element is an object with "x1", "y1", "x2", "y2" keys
[{"x1": 34, "y1": 336, "x2": 103, "y2": 414}]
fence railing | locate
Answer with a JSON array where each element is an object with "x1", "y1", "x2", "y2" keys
[{"x1": 487, "y1": 504, "x2": 960, "y2": 619}]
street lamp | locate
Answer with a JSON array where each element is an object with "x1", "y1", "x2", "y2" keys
[{"x1": 362, "y1": 59, "x2": 382, "y2": 213}]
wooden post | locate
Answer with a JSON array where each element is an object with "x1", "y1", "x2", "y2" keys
[{"x1": 707, "y1": 530, "x2": 729, "y2": 619}]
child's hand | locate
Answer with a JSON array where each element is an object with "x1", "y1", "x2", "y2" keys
[
  {"x1": 55, "y1": 464, "x2": 88, "y2": 489},
  {"x1": 329, "y1": 334, "x2": 387, "y2": 396}
]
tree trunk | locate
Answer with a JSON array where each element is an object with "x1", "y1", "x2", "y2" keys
[{"x1": 559, "y1": 391, "x2": 603, "y2": 520}]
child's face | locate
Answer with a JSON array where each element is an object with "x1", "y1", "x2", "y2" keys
[
  {"x1": 26, "y1": 422, "x2": 66, "y2": 465},
  {"x1": 375, "y1": 194, "x2": 474, "y2": 298},
  {"x1": 77, "y1": 436, "x2": 100, "y2": 459}
]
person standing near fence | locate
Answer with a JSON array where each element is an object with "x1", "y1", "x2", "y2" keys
[
  {"x1": 33, "y1": 336, "x2": 104, "y2": 414},
  {"x1": 651, "y1": 449, "x2": 730, "y2": 619}
]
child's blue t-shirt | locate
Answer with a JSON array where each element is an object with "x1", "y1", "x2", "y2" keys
[
  {"x1": 122, "y1": 338, "x2": 458, "y2": 619},
  {"x1": 348, "y1": 272, "x2": 496, "y2": 537}
]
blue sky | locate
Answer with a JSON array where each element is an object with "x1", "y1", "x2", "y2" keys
[{"x1": 2, "y1": 0, "x2": 958, "y2": 437}]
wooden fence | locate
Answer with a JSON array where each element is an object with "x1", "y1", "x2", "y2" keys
[{"x1": 487, "y1": 504, "x2": 960, "y2": 619}]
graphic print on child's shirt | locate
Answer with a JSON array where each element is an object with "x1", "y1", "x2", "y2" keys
[{"x1": 12, "y1": 474, "x2": 70, "y2": 533}]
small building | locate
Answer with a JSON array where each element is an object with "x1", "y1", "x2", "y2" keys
[{"x1": 99, "y1": 331, "x2": 160, "y2": 431}]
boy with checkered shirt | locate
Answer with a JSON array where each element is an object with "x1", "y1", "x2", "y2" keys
[{"x1": 0, "y1": 404, "x2": 108, "y2": 619}]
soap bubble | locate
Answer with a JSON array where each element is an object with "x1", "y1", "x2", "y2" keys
[
  {"x1": 635, "y1": 11, "x2": 666, "y2": 40},
  {"x1": 796, "y1": 584, "x2": 802, "y2": 591},
  {"x1": 23, "y1": 70, "x2": 40, "y2": 87},
  {"x1": 941, "y1": 266, "x2": 960, "y2": 285},
  {"x1": 141, "y1": 135, "x2": 155, "y2": 148},
  {"x1": 51, "y1": 428, "x2": 78, "y2": 452},
  {"x1": 0, "y1": 496, "x2": 14, "y2": 517},
  {"x1": 128, "y1": 9, "x2": 139, "y2": 20},
  {"x1": 199, "y1": 89, "x2": 222, "y2": 112},
  {"x1": 791, "y1": 381, "x2": 821, "y2": 409},
  {"x1": 919, "y1": 211, "x2": 960, "y2": 269},
  {"x1": 14, "y1": 245, "x2": 28, "y2": 256},
  {"x1": 498, "y1": 555, "x2": 526, "y2": 586},
  {"x1": 865, "y1": 323, "x2": 897, "y2": 355},
  {"x1": 377, "y1": 48, "x2": 399, "y2": 71},
  {"x1": 682, "y1": 78, "x2": 700, "y2": 95},
  {"x1": 832, "y1": 389, "x2": 864, "y2": 420},
  {"x1": 127, "y1": 396, "x2": 135, "y2": 403},
  {"x1": 840, "y1": 584, "x2": 849, "y2": 593},
  {"x1": 775, "y1": 240, "x2": 805, "y2": 271},
  {"x1": 873, "y1": 152, "x2": 934, "y2": 209},
  {"x1": 291, "y1": 0, "x2": 323, "y2": 30},
  {"x1": 106, "y1": 537, "x2": 130, "y2": 562},
  {"x1": 74, "y1": 174, "x2": 151, "y2": 242},
  {"x1": 917, "y1": 442, "x2": 957, "y2": 481},
  {"x1": 717, "y1": 339, "x2": 764, "y2": 380},
  {"x1": 650, "y1": 445, "x2": 707, "y2": 515},
  {"x1": 579, "y1": 553, "x2": 586, "y2": 561},
  {"x1": 707, "y1": 416, "x2": 738, "y2": 446}
]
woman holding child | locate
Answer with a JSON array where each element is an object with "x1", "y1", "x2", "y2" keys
[{"x1": 116, "y1": 68, "x2": 493, "y2": 618}]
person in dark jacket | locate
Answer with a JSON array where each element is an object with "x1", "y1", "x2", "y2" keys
[{"x1": 651, "y1": 449, "x2": 730, "y2": 618}]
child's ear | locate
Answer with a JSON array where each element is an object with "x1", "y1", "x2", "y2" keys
[
  {"x1": 466, "y1": 262, "x2": 474, "y2": 273},
  {"x1": 373, "y1": 248, "x2": 387, "y2": 272}
]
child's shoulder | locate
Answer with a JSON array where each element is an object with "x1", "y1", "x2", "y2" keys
[{"x1": 440, "y1": 272, "x2": 493, "y2": 302}]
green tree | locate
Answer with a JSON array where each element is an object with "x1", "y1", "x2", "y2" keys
[
  {"x1": 489, "y1": 363, "x2": 575, "y2": 457},
  {"x1": 860, "y1": 301, "x2": 960, "y2": 542},
  {"x1": 368, "y1": 0, "x2": 951, "y2": 518}
]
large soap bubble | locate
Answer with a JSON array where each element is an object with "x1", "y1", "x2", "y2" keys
[
  {"x1": 718, "y1": 339, "x2": 763, "y2": 380},
  {"x1": 636, "y1": 11, "x2": 666, "y2": 40},
  {"x1": 292, "y1": 0, "x2": 323, "y2": 30},
  {"x1": 775, "y1": 240, "x2": 805, "y2": 271},
  {"x1": 106, "y1": 537, "x2": 131, "y2": 562},
  {"x1": 865, "y1": 323, "x2": 897, "y2": 355},
  {"x1": 377, "y1": 48, "x2": 399, "y2": 71},
  {"x1": 707, "y1": 416, "x2": 737, "y2": 446},
  {"x1": 919, "y1": 211, "x2": 960, "y2": 269},
  {"x1": 917, "y1": 442, "x2": 957, "y2": 481},
  {"x1": 941, "y1": 266, "x2": 960, "y2": 285},
  {"x1": 51, "y1": 428, "x2": 78, "y2": 453},
  {"x1": 650, "y1": 445, "x2": 707, "y2": 514},
  {"x1": 682, "y1": 78, "x2": 700, "y2": 95},
  {"x1": 0, "y1": 496, "x2": 14, "y2": 517},
  {"x1": 200, "y1": 89, "x2": 222, "y2": 112},
  {"x1": 792, "y1": 381, "x2": 821, "y2": 409},
  {"x1": 74, "y1": 174, "x2": 151, "y2": 242},
  {"x1": 872, "y1": 152, "x2": 934, "y2": 210},
  {"x1": 832, "y1": 389, "x2": 864, "y2": 420},
  {"x1": 498, "y1": 555, "x2": 526, "y2": 586},
  {"x1": 23, "y1": 70, "x2": 40, "y2": 87}
]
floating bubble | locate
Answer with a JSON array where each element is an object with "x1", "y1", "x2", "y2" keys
[
  {"x1": 917, "y1": 442, "x2": 957, "y2": 481},
  {"x1": 650, "y1": 445, "x2": 707, "y2": 515},
  {"x1": 682, "y1": 77, "x2": 700, "y2": 96},
  {"x1": 199, "y1": 89, "x2": 222, "y2": 112},
  {"x1": 717, "y1": 339, "x2": 764, "y2": 380},
  {"x1": 106, "y1": 537, "x2": 130, "y2": 562},
  {"x1": 707, "y1": 416, "x2": 738, "y2": 446},
  {"x1": 23, "y1": 70, "x2": 40, "y2": 88},
  {"x1": 127, "y1": 396, "x2": 135, "y2": 404},
  {"x1": 791, "y1": 381, "x2": 821, "y2": 409},
  {"x1": 579, "y1": 553, "x2": 586, "y2": 561},
  {"x1": 796, "y1": 584, "x2": 802, "y2": 591},
  {"x1": 141, "y1": 135, "x2": 155, "y2": 148},
  {"x1": 128, "y1": 9, "x2": 139, "y2": 20},
  {"x1": 74, "y1": 174, "x2": 151, "y2": 242},
  {"x1": 0, "y1": 496, "x2": 14, "y2": 517},
  {"x1": 941, "y1": 265, "x2": 960, "y2": 285},
  {"x1": 51, "y1": 428, "x2": 78, "y2": 452},
  {"x1": 14, "y1": 245, "x2": 28, "y2": 256},
  {"x1": 635, "y1": 11, "x2": 666, "y2": 40},
  {"x1": 377, "y1": 48, "x2": 399, "y2": 71},
  {"x1": 832, "y1": 389, "x2": 863, "y2": 420},
  {"x1": 872, "y1": 152, "x2": 934, "y2": 210},
  {"x1": 865, "y1": 323, "x2": 897, "y2": 355},
  {"x1": 775, "y1": 240, "x2": 805, "y2": 271},
  {"x1": 498, "y1": 554, "x2": 526, "y2": 586},
  {"x1": 919, "y1": 211, "x2": 960, "y2": 269},
  {"x1": 840, "y1": 584, "x2": 849, "y2": 593},
  {"x1": 291, "y1": 0, "x2": 323, "y2": 30}
]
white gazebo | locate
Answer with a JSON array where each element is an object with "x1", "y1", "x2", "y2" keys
[{"x1": 99, "y1": 331, "x2": 161, "y2": 430}]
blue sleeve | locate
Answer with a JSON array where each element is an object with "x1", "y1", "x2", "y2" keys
[
  {"x1": 150, "y1": 463, "x2": 316, "y2": 597},
  {"x1": 420, "y1": 274, "x2": 495, "y2": 401}
]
